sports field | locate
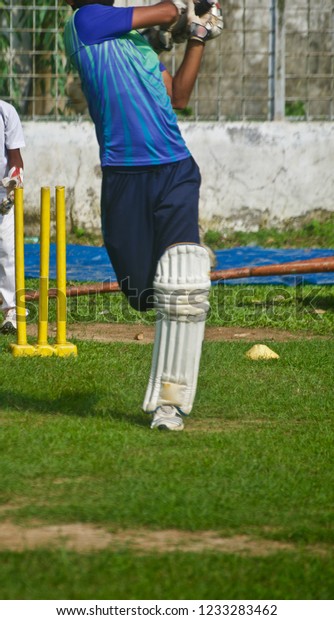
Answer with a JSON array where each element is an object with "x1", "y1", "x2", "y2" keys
[{"x1": 1, "y1": 284, "x2": 334, "y2": 600}]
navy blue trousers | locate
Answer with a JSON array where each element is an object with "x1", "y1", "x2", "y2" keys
[{"x1": 101, "y1": 156, "x2": 201, "y2": 311}]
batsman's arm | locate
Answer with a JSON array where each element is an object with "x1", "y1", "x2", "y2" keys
[
  {"x1": 132, "y1": 1, "x2": 179, "y2": 29},
  {"x1": 162, "y1": 39, "x2": 205, "y2": 109},
  {"x1": 7, "y1": 148, "x2": 24, "y2": 171}
]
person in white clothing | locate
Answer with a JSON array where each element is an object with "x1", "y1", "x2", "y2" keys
[{"x1": 0, "y1": 100, "x2": 25, "y2": 333}]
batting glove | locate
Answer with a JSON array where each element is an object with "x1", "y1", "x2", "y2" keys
[
  {"x1": 188, "y1": 1, "x2": 224, "y2": 42},
  {"x1": 172, "y1": 0, "x2": 188, "y2": 16},
  {"x1": 2, "y1": 166, "x2": 24, "y2": 190},
  {"x1": 0, "y1": 167, "x2": 24, "y2": 216},
  {"x1": 155, "y1": 0, "x2": 188, "y2": 51},
  {"x1": 140, "y1": 0, "x2": 223, "y2": 52},
  {"x1": 193, "y1": 0, "x2": 215, "y2": 16}
]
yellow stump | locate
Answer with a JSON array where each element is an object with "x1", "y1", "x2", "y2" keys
[
  {"x1": 53, "y1": 186, "x2": 77, "y2": 357},
  {"x1": 35, "y1": 187, "x2": 54, "y2": 356},
  {"x1": 10, "y1": 188, "x2": 35, "y2": 357}
]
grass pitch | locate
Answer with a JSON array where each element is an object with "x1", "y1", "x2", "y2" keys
[{"x1": 0, "y1": 334, "x2": 334, "y2": 599}]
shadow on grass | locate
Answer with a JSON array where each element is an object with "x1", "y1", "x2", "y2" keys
[{"x1": 0, "y1": 389, "x2": 148, "y2": 428}]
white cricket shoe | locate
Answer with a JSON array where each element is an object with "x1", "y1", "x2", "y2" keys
[
  {"x1": 0, "y1": 308, "x2": 17, "y2": 333},
  {"x1": 150, "y1": 405, "x2": 185, "y2": 431}
]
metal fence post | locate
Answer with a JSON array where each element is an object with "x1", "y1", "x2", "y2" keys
[
  {"x1": 274, "y1": 0, "x2": 286, "y2": 120},
  {"x1": 268, "y1": 0, "x2": 275, "y2": 120}
]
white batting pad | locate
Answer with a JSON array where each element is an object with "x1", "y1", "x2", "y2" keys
[{"x1": 143, "y1": 244, "x2": 211, "y2": 414}]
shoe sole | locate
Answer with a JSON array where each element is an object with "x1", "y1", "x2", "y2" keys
[
  {"x1": 0, "y1": 323, "x2": 17, "y2": 334},
  {"x1": 155, "y1": 423, "x2": 184, "y2": 431}
]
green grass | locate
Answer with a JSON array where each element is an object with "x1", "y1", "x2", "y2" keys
[
  {"x1": 0, "y1": 338, "x2": 334, "y2": 599},
  {"x1": 203, "y1": 216, "x2": 334, "y2": 249},
  {"x1": 49, "y1": 227, "x2": 103, "y2": 247},
  {"x1": 2, "y1": 551, "x2": 334, "y2": 600},
  {"x1": 208, "y1": 284, "x2": 334, "y2": 334}
]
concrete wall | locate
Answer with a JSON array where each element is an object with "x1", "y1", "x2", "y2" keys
[{"x1": 22, "y1": 121, "x2": 334, "y2": 235}]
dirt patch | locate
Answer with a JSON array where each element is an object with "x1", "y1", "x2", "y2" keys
[
  {"x1": 0, "y1": 521, "x2": 110, "y2": 552},
  {"x1": 0, "y1": 521, "x2": 329, "y2": 556},
  {"x1": 26, "y1": 323, "x2": 326, "y2": 344}
]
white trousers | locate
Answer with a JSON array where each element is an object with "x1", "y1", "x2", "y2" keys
[{"x1": 0, "y1": 208, "x2": 15, "y2": 311}]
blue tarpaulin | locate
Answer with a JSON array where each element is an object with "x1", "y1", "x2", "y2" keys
[{"x1": 24, "y1": 243, "x2": 334, "y2": 286}]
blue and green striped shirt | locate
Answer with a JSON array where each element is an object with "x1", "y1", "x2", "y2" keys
[{"x1": 64, "y1": 5, "x2": 190, "y2": 166}]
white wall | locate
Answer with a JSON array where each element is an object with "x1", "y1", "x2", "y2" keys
[{"x1": 22, "y1": 121, "x2": 334, "y2": 234}]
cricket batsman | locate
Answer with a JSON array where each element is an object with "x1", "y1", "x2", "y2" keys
[{"x1": 64, "y1": 0, "x2": 223, "y2": 430}]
